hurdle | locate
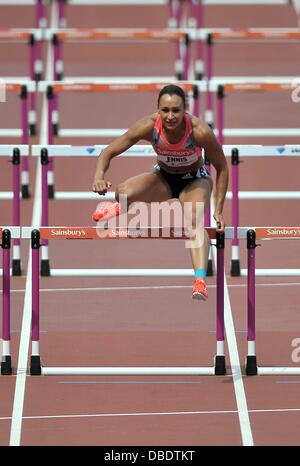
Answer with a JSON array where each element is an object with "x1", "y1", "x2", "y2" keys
[
  {"x1": 52, "y1": 0, "x2": 289, "y2": 30},
  {"x1": 201, "y1": 28, "x2": 300, "y2": 126},
  {"x1": 40, "y1": 79, "x2": 199, "y2": 141},
  {"x1": 53, "y1": 0, "x2": 187, "y2": 29},
  {"x1": 224, "y1": 145, "x2": 300, "y2": 276},
  {"x1": 32, "y1": 142, "x2": 213, "y2": 276},
  {"x1": 1, "y1": 80, "x2": 36, "y2": 198},
  {"x1": 38, "y1": 80, "x2": 199, "y2": 198},
  {"x1": 38, "y1": 77, "x2": 300, "y2": 148},
  {"x1": 213, "y1": 78, "x2": 299, "y2": 144},
  {"x1": 238, "y1": 227, "x2": 300, "y2": 375},
  {"x1": 46, "y1": 28, "x2": 190, "y2": 82},
  {"x1": 0, "y1": 145, "x2": 28, "y2": 275},
  {"x1": 0, "y1": 227, "x2": 20, "y2": 375},
  {"x1": 32, "y1": 143, "x2": 300, "y2": 276},
  {"x1": 21, "y1": 225, "x2": 233, "y2": 376},
  {"x1": 0, "y1": 30, "x2": 44, "y2": 136}
]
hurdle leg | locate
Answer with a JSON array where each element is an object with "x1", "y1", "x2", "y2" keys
[
  {"x1": 20, "y1": 86, "x2": 30, "y2": 199},
  {"x1": 182, "y1": 34, "x2": 190, "y2": 81},
  {"x1": 30, "y1": 230, "x2": 42, "y2": 375},
  {"x1": 47, "y1": 87, "x2": 55, "y2": 199},
  {"x1": 41, "y1": 149, "x2": 51, "y2": 276},
  {"x1": 36, "y1": 0, "x2": 47, "y2": 29},
  {"x1": 246, "y1": 229, "x2": 257, "y2": 375},
  {"x1": 12, "y1": 148, "x2": 22, "y2": 276},
  {"x1": 191, "y1": 0, "x2": 205, "y2": 80},
  {"x1": 53, "y1": 34, "x2": 64, "y2": 81},
  {"x1": 28, "y1": 34, "x2": 38, "y2": 137},
  {"x1": 1, "y1": 229, "x2": 12, "y2": 375},
  {"x1": 205, "y1": 34, "x2": 214, "y2": 128},
  {"x1": 215, "y1": 231, "x2": 226, "y2": 375},
  {"x1": 216, "y1": 85, "x2": 224, "y2": 146},
  {"x1": 205, "y1": 155, "x2": 213, "y2": 276},
  {"x1": 58, "y1": 0, "x2": 67, "y2": 28},
  {"x1": 171, "y1": 0, "x2": 184, "y2": 79},
  {"x1": 231, "y1": 149, "x2": 241, "y2": 276}
]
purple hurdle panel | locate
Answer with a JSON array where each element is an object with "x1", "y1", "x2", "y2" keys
[
  {"x1": 1, "y1": 227, "x2": 20, "y2": 375},
  {"x1": 1, "y1": 229, "x2": 12, "y2": 375}
]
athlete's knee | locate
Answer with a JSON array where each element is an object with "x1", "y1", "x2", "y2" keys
[{"x1": 115, "y1": 182, "x2": 131, "y2": 203}]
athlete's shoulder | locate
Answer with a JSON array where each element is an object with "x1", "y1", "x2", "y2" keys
[
  {"x1": 127, "y1": 113, "x2": 157, "y2": 141},
  {"x1": 190, "y1": 115, "x2": 215, "y2": 141}
]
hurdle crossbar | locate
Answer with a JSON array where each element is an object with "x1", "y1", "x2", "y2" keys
[
  {"x1": 31, "y1": 144, "x2": 300, "y2": 280},
  {"x1": 57, "y1": 128, "x2": 300, "y2": 138},
  {"x1": 198, "y1": 27, "x2": 300, "y2": 41},
  {"x1": 31, "y1": 144, "x2": 300, "y2": 157},
  {"x1": 229, "y1": 147, "x2": 300, "y2": 275},
  {"x1": 238, "y1": 227, "x2": 300, "y2": 376},
  {"x1": 54, "y1": 0, "x2": 288, "y2": 6},
  {"x1": 211, "y1": 77, "x2": 297, "y2": 143},
  {"x1": 36, "y1": 78, "x2": 299, "y2": 141},
  {"x1": 26, "y1": 226, "x2": 230, "y2": 376},
  {"x1": 46, "y1": 27, "x2": 190, "y2": 81}
]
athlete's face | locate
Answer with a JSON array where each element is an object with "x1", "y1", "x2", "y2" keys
[{"x1": 158, "y1": 94, "x2": 185, "y2": 131}]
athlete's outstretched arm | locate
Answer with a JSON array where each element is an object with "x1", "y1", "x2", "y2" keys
[
  {"x1": 193, "y1": 121, "x2": 229, "y2": 231},
  {"x1": 92, "y1": 115, "x2": 154, "y2": 195}
]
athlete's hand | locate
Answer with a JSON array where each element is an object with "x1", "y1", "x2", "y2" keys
[
  {"x1": 213, "y1": 212, "x2": 225, "y2": 232},
  {"x1": 92, "y1": 179, "x2": 112, "y2": 195}
]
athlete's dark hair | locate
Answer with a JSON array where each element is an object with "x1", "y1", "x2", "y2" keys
[{"x1": 157, "y1": 84, "x2": 186, "y2": 109}]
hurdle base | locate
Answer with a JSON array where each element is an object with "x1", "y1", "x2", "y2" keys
[
  {"x1": 214, "y1": 355, "x2": 226, "y2": 375},
  {"x1": 41, "y1": 259, "x2": 50, "y2": 277},
  {"x1": 12, "y1": 259, "x2": 22, "y2": 276},
  {"x1": 30, "y1": 356, "x2": 42, "y2": 375},
  {"x1": 230, "y1": 259, "x2": 241, "y2": 277},
  {"x1": 48, "y1": 185, "x2": 55, "y2": 199},
  {"x1": 206, "y1": 259, "x2": 214, "y2": 277},
  {"x1": 22, "y1": 184, "x2": 31, "y2": 199},
  {"x1": 246, "y1": 356, "x2": 258, "y2": 376},
  {"x1": 29, "y1": 123, "x2": 37, "y2": 137},
  {"x1": 1, "y1": 356, "x2": 12, "y2": 375}
]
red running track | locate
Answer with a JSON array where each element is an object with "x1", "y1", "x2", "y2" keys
[{"x1": 1, "y1": 1, "x2": 300, "y2": 447}]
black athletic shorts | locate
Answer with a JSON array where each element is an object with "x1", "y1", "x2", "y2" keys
[{"x1": 153, "y1": 164, "x2": 211, "y2": 199}]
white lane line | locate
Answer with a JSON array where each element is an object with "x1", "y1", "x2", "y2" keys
[
  {"x1": 8, "y1": 281, "x2": 300, "y2": 293},
  {"x1": 9, "y1": 3, "x2": 56, "y2": 448},
  {"x1": 57, "y1": 381, "x2": 202, "y2": 384},
  {"x1": 3, "y1": 406, "x2": 300, "y2": 422},
  {"x1": 210, "y1": 200, "x2": 253, "y2": 445},
  {"x1": 276, "y1": 381, "x2": 300, "y2": 384}
]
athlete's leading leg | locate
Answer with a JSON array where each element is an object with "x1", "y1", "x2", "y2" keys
[
  {"x1": 179, "y1": 177, "x2": 212, "y2": 300},
  {"x1": 115, "y1": 170, "x2": 172, "y2": 204}
]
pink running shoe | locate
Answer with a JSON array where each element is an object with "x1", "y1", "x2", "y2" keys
[
  {"x1": 92, "y1": 201, "x2": 121, "y2": 222},
  {"x1": 192, "y1": 278, "x2": 208, "y2": 301}
]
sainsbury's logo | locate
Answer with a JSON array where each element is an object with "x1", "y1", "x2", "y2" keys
[
  {"x1": 291, "y1": 78, "x2": 300, "y2": 103},
  {"x1": 0, "y1": 79, "x2": 6, "y2": 103}
]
